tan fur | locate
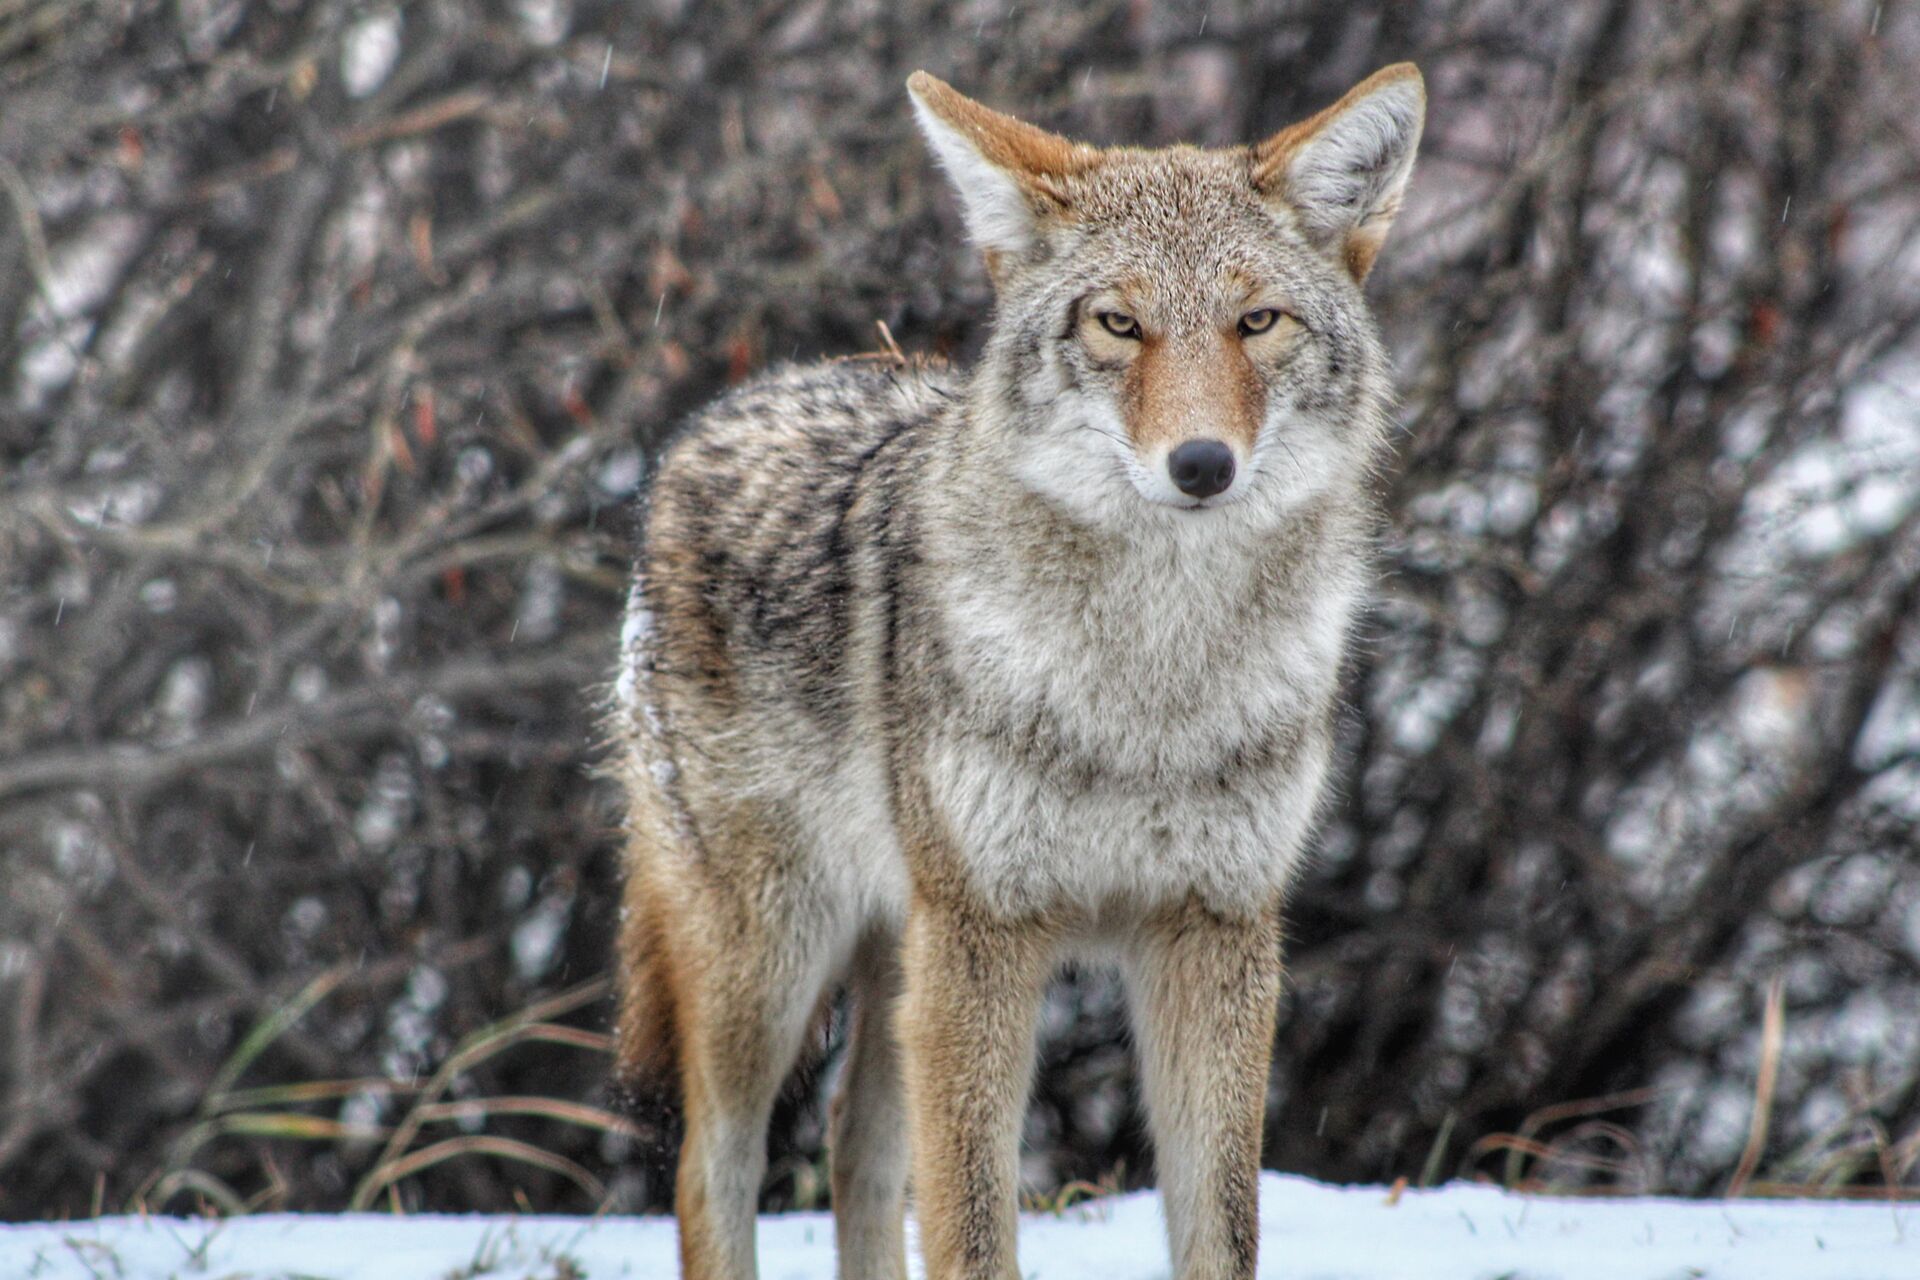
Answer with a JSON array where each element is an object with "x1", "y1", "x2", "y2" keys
[
  {"x1": 1123, "y1": 326, "x2": 1266, "y2": 454},
  {"x1": 609, "y1": 65, "x2": 1423, "y2": 1280},
  {"x1": 612, "y1": 861, "x2": 679, "y2": 1092},
  {"x1": 1124, "y1": 896, "x2": 1285, "y2": 1280}
]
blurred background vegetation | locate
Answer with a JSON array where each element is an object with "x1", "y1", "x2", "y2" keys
[{"x1": 3, "y1": 0, "x2": 1919, "y2": 1220}]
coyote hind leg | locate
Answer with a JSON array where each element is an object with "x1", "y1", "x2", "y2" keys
[{"x1": 664, "y1": 809, "x2": 836, "y2": 1280}]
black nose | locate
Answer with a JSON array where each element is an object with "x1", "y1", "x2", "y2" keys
[{"x1": 1167, "y1": 439, "x2": 1236, "y2": 499}]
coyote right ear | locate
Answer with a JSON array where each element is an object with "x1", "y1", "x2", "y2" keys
[
  {"x1": 1253, "y1": 63, "x2": 1425, "y2": 282},
  {"x1": 907, "y1": 72, "x2": 1099, "y2": 276}
]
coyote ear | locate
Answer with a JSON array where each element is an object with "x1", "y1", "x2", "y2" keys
[
  {"x1": 907, "y1": 71, "x2": 1098, "y2": 272},
  {"x1": 1252, "y1": 63, "x2": 1425, "y2": 282}
]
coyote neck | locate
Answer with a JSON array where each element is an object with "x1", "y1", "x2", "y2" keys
[{"x1": 914, "y1": 421, "x2": 1364, "y2": 832}]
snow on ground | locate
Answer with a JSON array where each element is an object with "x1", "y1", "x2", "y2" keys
[{"x1": 2, "y1": 1173, "x2": 1911, "y2": 1280}]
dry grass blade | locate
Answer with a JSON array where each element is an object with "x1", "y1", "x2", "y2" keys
[
  {"x1": 212, "y1": 1078, "x2": 416, "y2": 1113},
  {"x1": 355, "y1": 1135, "x2": 607, "y2": 1210},
  {"x1": 1891, "y1": 1123, "x2": 1920, "y2": 1183},
  {"x1": 139, "y1": 1168, "x2": 248, "y2": 1216},
  {"x1": 1021, "y1": 1166, "x2": 1126, "y2": 1216},
  {"x1": 347, "y1": 977, "x2": 613, "y2": 1210},
  {"x1": 1497, "y1": 1086, "x2": 1670, "y2": 1189},
  {"x1": 509, "y1": 1025, "x2": 613, "y2": 1054},
  {"x1": 200, "y1": 1114, "x2": 391, "y2": 1142},
  {"x1": 1804, "y1": 1138, "x2": 1891, "y2": 1190},
  {"x1": 1726, "y1": 975, "x2": 1787, "y2": 1199},
  {"x1": 163, "y1": 1111, "x2": 392, "y2": 1182},
  {"x1": 411, "y1": 1096, "x2": 643, "y2": 1139},
  {"x1": 1469, "y1": 1133, "x2": 1637, "y2": 1186},
  {"x1": 1418, "y1": 1110, "x2": 1457, "y2": 1189},
  {"x1": 200, "y1": 967, "x2": 353, "y2": 1114},
  {"x1": 143, "y1": 978, "x2": 620, "y2": 1217}
]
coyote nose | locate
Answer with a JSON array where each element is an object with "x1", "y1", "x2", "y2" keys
[{"x1": 1168, "y1": 440, "x2": 1235, "y2": 499}]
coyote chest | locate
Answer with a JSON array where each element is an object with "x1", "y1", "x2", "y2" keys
[{"x1": 911, "y1": 515, "x2": 1354, "y2": 916}]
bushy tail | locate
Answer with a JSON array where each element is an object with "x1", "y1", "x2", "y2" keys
[
  {"x1": 612, "y1": 858, "x2": 680, "y2": 1103},
  {"x1": 606, "y1": 710, "x2": 687, "y2": 1135}
]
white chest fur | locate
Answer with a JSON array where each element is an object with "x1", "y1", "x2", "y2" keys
[{"x1": 922, "y1": 514, "x2": 1359, "y2": 918}]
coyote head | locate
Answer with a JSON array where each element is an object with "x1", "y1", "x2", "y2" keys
[{"x1": 909, "y1": 66, "x2": 1423, "y2": 529}]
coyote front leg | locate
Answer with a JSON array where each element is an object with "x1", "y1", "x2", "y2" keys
[
  {"x1": 1125, "y1": 895, "x2": 1285, "y2": 1280},
  {"x1": 899, "y1": 893, "x2": 1055, "y2": 1280},
  {"x1": 830, "y1": 933, "x2": 910, "y2": 1280}
]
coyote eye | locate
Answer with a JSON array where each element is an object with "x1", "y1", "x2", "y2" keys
[
  {"x1": 1097, "y1": 311, "x2": 1141, "y2": 340},
  {"x1": 1238, "y1": 308, "x2": 1283, "y2": 336}
]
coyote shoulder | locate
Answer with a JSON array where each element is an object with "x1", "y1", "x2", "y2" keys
[{"x1": 610, "y1": 63, "x2": 1424, "y2": 1280}]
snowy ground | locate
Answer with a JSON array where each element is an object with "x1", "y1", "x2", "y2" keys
[{"x1": 2, "y1": 1174, "x2": 1911, "y2": 1279}]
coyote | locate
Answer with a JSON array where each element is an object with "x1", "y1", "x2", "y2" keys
[{"x1": 609, "y1": 64, "x2": 1424, "y2": 1280}]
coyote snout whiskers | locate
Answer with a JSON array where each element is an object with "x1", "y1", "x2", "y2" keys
[{"x1": 609, "y1": 61, "x2": 1424, "y2": 1280}]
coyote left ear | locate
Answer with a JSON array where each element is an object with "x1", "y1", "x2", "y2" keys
[
  {"x1": 907, "y1": 71, "x2": 1099, "y2": 277},
  {"x1": 1253, "y1": 63, "x2": 1425, "y2": 282}
]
